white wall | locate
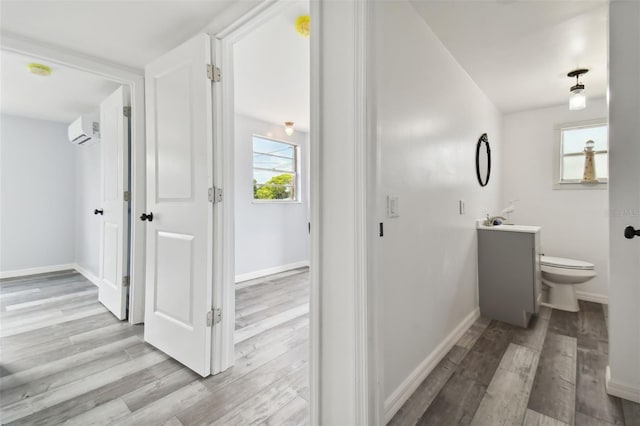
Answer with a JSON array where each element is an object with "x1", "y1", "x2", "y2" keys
[
  {"x1": 234, "y1": 114, "x2": 309, "y2": 278},
  {"x1": 502, "y1": 99, "x2": 609, "y2": 298},
  {"x1": 74, "y1": 142, "x2": 101, "y2": 277},
  {"x1": 375, "y1": 0, "x2": 503, "y2": 405},
  {"x1": 0, "y1": 114, "x2": 76, "y2": 272},
  {"x1": 607, "y1": 1, "x2": 640, "y2": 403}
]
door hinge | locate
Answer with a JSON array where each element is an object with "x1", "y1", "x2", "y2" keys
[
  {"x1": 123, "y1": 106, "x2": 131, "y2": 118},
  {"x1": 207, "y1": 308, "x2": 222, "y2": 327},
  {"x1": 124, "y1": 191, "x2": 131, "y2": 202},
  {"x1": 207, "y1": 64, "x2": 221, "y2": 82},
  {"x1": 122, "y1": 276, "x2": 130, "y2": 287},
  {"x1": 208, "y1": 187, "x2": 223, "y2": 203}
]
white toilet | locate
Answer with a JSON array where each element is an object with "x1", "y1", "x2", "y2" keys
[{"x1": 540, "y1": 255, "x2": 596, "y2": 312}]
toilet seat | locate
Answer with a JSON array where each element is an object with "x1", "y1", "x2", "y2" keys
[{"x1": 540, "y1": 256, "x2": 594, "y2": 270}]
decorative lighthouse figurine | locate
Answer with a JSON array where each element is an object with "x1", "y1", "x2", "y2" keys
[{"x1": 582, "y1": 139, "x2": 598, "y2": 183}]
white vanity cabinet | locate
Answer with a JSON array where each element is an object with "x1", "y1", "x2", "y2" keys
[{"x1": 477, "y1": 224, "x2": 542, "y2": 328}]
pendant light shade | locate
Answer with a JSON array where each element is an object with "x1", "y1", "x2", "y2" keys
[
  {"x1": 569, "y1": 90, "x2": 586, "y2": 111},
  {"x1": 567, "y1": 69, "x2": 588, "y2": 111}
]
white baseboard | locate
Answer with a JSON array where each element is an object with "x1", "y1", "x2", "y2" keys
[
  {"x1": 0, "y1": 263, "x2": 76, "y2": 280},
  {"x1": 384, "y1": 308, "x2": 481, "y2": 423},
  {"x1": 606, "y1": 366, "x2": 640, "y2": 403},
  {"x1": 72, "y1": 263, "x2": 101, "y2": 287},
  {"x1": 576, "y1": 290, "x2": 609, "y2": 305},
  {"x1": 235, "y1": 260, "x2": 310, "y2": 283}
]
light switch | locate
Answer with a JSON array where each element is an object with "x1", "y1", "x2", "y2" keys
[
  {"x1": 459, "y1": 200, "x2": 465, "y2": 215},
  {"x1": 387, "y1": 196, "x2": 399, "y2": 218}
]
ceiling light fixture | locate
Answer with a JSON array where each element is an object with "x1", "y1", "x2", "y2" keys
[
  {"x1": 26, "y1": 63, "x2": 52, "y2": 77},
  {"x1": 295, "y1": 15, "x2": 310, "y2": 38},
  {"x1": 284, "y1": 121, "x2": 295, "y2": 136},
  {"x1": 568, "y1": 68, "x2": 588, "y2": 111}
]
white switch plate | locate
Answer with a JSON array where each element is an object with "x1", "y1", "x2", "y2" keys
[
  {"x1": 387, "y1": 196, "x2": 399, "y2": 218},
  {"x1": 459, "y1": 200, "x2": 465, "y2": 215}
]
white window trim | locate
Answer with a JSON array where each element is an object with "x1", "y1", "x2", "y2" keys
[
  {"x1": 553, "y1": 117, "x2": 608, "y2": 190},
  {"x1": 251, "y1": 134, "x2": 301, "y2": 203}
]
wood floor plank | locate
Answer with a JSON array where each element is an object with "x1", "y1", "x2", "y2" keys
[
  {"x1": 208, "y1": 377, "x2": 299, "y2": 426},
  {"x1": 0, "y1": 335, "x2": 142, "y2": 391},
  {"x1": 0, "y1": 270, "x2": 78, "y2": 286},
  {"x1": 61, "y1": 398, "x2": 131, "y2": 425},
  {"x1": 235, "y1": 268, "x2": 307, "y2": 290},
  {"x1": 470, "y1": 343, "x2": 539, "y2": 426},
  {"x1": 576, "y1": 348, "x2": 625, "y2": 425},
  {"x1": 417, "y1": 372, "x2": 486, "y2": 426},
  {"x1": 527, "y1": 333, "x2": 577, "y2": 425},
  {"x1": 523, "y1": 409, "x2": 569, "y2": 426},
  {"x1": 235, "y1": 304, "x2": 309, "y2": 344},
  {"x1": 1, "y1": 305, "x2": 106, "y2": 338},
  {"x1": 235, "y1": 314, "x2": 308, "y2": 359},
  {"x1": 178, "y1": 343, "x2": 307, "y2": 425},
  {"x1": 576, "y1": 300, "x2": 609, "y2": 353},
  {"x1": 622, "y1": 400, "x2": 640, "y2": 426},
  {"x1": 499, "y1": 313, "x2": 549, "y2": 352},
  {"x1": 455, "y1": 321, "x2": 513, "y2": 387},
  {"x1": 1, "y1": 342, "x2": 148, "y2": 407},
  {"x1": 7, "y1": 359, "x2": 184, "y2": 426},
  {"x1": 547, "y1": 309, "x2": 578, "y2": 338},
  {"x1": 262, "y1": 394, "x2": 309, "y2": 426},
  {"x1": 117, "y1": 382, "x2": 211, "y2": 426},
  {"x1": 389, "y1": 358, "x2": 458, "y2": 426},
  {"x1": 236, "y1": 294, "x2": 308, "y2": 329},
  {"x1": 121, "y1": 365, "x2": 200, "y2": 412},
  {"x1": 0, "y1": 351, "x2": 168, "y2": 423},
  {"x1": 575, "y1": 411, "x2": 618, "y2": 426},
  {"x1": 162, "y1": 416, "x2": 185, "y2": 426}
]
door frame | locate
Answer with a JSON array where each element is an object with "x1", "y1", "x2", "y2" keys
[{"x1": 0, "y1": 34, "x2": 147, "y2": 324}]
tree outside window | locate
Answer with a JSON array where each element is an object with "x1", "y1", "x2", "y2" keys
[{"x1": 253, "y1": 136, "x2": 298, "y2": 201}]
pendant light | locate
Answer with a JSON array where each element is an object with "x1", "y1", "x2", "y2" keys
[
  {"x1": 568, "y1": 69, "x2": 588, "y2": 111},
  {"x1": 284, "y1": 121, "x2": 295, "y2": 136}
]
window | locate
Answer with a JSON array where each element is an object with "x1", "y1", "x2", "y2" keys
[
  {"x1": 252, "y1": 135, "x2": 298, "y2": 201},
  {"x1": 556, "y1": 120, "x2": 608, "y2": 186}
]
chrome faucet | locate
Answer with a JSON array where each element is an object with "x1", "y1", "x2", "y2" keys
[{"x1": 484, "y1": 214, "x2": 508, "y2": 226}]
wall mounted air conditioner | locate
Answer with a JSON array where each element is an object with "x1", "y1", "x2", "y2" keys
[{"x1": 68, "y1": 116, "x2": 100, "y2": 145}]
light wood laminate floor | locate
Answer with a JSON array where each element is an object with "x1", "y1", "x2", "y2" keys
[
  {"x1": 391, "y1": 302, "x2": 640, "y2": 426},
  {"x1": 0, "y1": 268, "x2": 309, "y2": 425}
]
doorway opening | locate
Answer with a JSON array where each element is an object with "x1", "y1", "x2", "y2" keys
[
  {"x1": 0, "y1": 47, "x2": 137, "y2": 321},
  {"x1": 227, "y1": 0, "x2": 312, "y2": 421}
]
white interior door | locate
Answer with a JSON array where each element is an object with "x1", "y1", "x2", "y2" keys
[
  {"x1": 143, "y1": 33, "x2": 215, "y2": 377},
  {"x1": 98, "y1": 86, "x2": 130, "y2": 320}
]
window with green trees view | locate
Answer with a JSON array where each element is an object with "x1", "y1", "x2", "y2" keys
[{"x1": 253, "y1": 136, "x2": 298, "y2": 201}]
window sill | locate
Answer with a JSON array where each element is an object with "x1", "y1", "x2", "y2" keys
[
  {"x1": 252, "y1": 200, "x2": 303, "y2": 204},
  {"x1": 553, "y1": 180, "x2": 608, "y2": 190}
]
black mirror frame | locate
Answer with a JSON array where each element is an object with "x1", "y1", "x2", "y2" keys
[{"x1": 475, "y1": 133, "x2": 491, "y2": 187}]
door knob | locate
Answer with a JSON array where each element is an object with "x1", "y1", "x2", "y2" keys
[
  {"x1": 140, "y1": 212, "x2": 154, "y2": 222},
  {"x1": 624, "y1": 226, "x2": 640, "y2": 239},
  {"x1": 94, "y1": 209, "x2": 103, "y2": 215}
]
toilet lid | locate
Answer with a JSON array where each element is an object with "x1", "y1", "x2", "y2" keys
[{"x1": 541, "y1": 256, "x2": 594, "y2": 270}]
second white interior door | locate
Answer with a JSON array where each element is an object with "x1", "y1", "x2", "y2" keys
[
  {"x1": 143, "y1": 33, "x2": 216, "y2": 377},
  {"x1": 98, "y1": 86, "x2": 130, "y2": 321}
]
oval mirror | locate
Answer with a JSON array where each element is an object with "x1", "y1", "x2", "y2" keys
[{"x1": 475, "y1": 133, "x2": 491, "y2": 187}]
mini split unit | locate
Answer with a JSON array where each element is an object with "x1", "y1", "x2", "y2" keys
[{"x1": 68, "y1": 115, "x2": 100, "y2": 145}]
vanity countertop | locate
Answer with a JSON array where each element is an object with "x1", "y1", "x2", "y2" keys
[{"x1": 476, "y1": 220, "x2": 541, "y2": 233}]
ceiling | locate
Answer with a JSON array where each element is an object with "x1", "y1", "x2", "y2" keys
[
  {"x1": 410, "y1": 1, "x2": 608, "y2": 114},
  {"x1": 0, "y1": 1, "x2": 260, "y2": 70},
  {"x1": 233, "y1": 1, "x2": 310, "y2": 131},
  {"x1": 0, "y1": 1, "x2": 606, "y2": 121},
  {"x1": 0, "y1": 49, "x2": 121, "y2": 123}
]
